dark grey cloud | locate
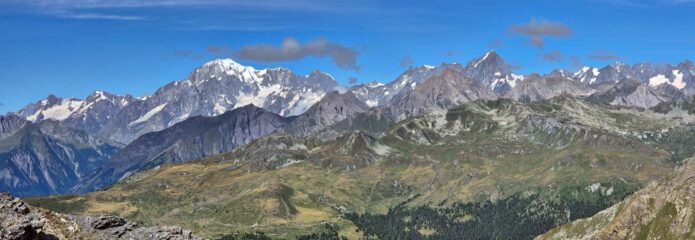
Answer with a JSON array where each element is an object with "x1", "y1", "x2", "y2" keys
[
  {"x1": 588, "y1": 50, "x2": 621, "y2": 61},
  {"x1": 235, "y1": 37, "x2": 360, "y2": 71},
  {"x1": 570, "y1": 56, "x2": 584, "y2": 69},
  {"x1": 400, "y1": 56, "x2": 414, "y2": 68},
  {"x1": 509, "y1": 18, "x2": 572, "y2": 48},
  {"x1": 540, "y1": 50, "x2": 564, "y2": 63},
  {"x1": 444, "y1": 50, "x2": 464, "y2": 57},
  {"x1": 348, "y1": 77, "x2": 358, "y2": 85},
  {"x1": 207, "y1": 46, "x2": 233, "y2": 56},
  {"x1": 173, "y1": 49, "x2": 202, "y2": 60}
]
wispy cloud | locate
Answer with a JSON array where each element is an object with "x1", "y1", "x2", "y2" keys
[
  {"x1": 348, "y1": 77, "x2": 358, "y2": 85},
  {"x1": 587, "y1": 0, "x2": 695, "y2": 7},
  {"x1": 6, "y1": 0, "x2": 371, "y2": 13},
  {"x1": 587, "y1": 0, "x2": 648, "y2": 6},
  {"x1": 235, "y1": 37, "x2": 361, "y2": 71},
  {"x1": 207, "y1": 46, "x2": 233, "y2": 56},
  {"x1": 488, "y1": 40, "x2": 502, "y2": 49},
  {"x1": 58, "y1": 12, "x2": 144, "y2": 20},
  {"x1": 588, "y1": 50, "x2": 621, "y2": 61},
  {"x1": 183, "y1": 24, "x2": 297, "y2": 32},
  {"x1": 509, "y1": 18, "x2": 572, "y2": 49},
  {"x1": 172, "y1": 49, "x2": 203, "y2": 60},
  {"x1": 570, "y1": 56, "x2": 584, "y2": 69},
  {"x1": 540, "y1": 50, "x2": 564, "y2": 63}
]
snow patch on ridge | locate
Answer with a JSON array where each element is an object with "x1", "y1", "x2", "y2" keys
[
  {"x1": 672, "y1": 70, "x2": 686, "y2": 89},
  {"x1": 129, "y1": 103, "x2": 167, "y2": 126},
  {"x1": 27, "y1": 99, "x2": 84, "y2": 122},
  {"x1": 649, "y1": 74, "x2": 670, "y2": 87}
]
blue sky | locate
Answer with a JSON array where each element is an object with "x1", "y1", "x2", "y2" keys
[{"x1": 1, "y1": 0, "x2": 694, "y2": 113}]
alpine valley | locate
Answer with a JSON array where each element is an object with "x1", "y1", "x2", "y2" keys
[{"x1": 4, "y1": 52, "x2": 695, "y2": 239}]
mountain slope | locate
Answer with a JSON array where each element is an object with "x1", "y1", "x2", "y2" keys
[
  {"x1": 32, "y1": 96, "x2": 695, "y2": 238},
  {"x1": 282, "y1": 91, "x2": 370, "y2": 136},
  {"x1": 0, "y1": 119, "x2": 120, "y2": 197},
  {"x1": 382, "y1": 67, "x2": 497, "y2": 121},
  {"x1": 73, "y1": 104, "x2": 291, "y2": 194},
  {"x1": 537, "y1": 157, "x2": 695, "y2": 240}
]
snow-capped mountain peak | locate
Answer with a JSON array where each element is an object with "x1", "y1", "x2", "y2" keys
[
  {"x1": 573, "y1": 66, "x2": 600, "y2": 84},
  {"x1": 95, "y1": 58, "x2": 341, "y2": 143},
  {"x1": 191, "y1": 58, "x2": 265, "y2": 85},
  {"x1": 464, "y1": 51, "x2": 522, "y2": 93},
  {"x1": 473, "y1": 51, "x2": 500, "y2": 68}
]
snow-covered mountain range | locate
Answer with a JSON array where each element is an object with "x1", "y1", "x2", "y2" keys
[{"x1": 13, "y1": 52, "x2": 695, "y2": 144}]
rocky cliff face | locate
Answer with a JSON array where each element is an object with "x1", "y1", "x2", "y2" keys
[
  {"x1": 0, "y1": 192, "x2": 201, "y2": 240},
  {"x1": 0, "y1": 114, "x2": 28, "y2": 139},
  {"x1": 537, "y1": 157, "x2": 695, "y2": 240}
]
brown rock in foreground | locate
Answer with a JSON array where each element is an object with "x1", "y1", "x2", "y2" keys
[{"x1": 0, "y1": 192, "x2": 203, "y2": 240}]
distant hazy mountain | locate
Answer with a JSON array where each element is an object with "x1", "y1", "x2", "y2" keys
[
  {"x1": 0, "y1": 115, "x2": 120, "y2": 197},
  {"x1": 350, "y1": 65, "x2": 442, "y2": 107},
  {"x1": 14, "y1": 53, "x2": 695, "y2": 145},
  {"x1": 383, "y1": 67, "x2": 497, "y2": 121},
  {"x1": 572, "y1": 61, "x2": 695, "y2": 93},
  {"x1": 73, "y1": 104, "x2": 291, "y2": 193},
  {"x1": 588, "y1": 78, "x2": 684, "y2": 108},
  {"x1": 505, "y1": 74, "x2": 593, "y2": 102},
  {"x1": 351, "y1": 51, "x2": 524, "y2": 108}
]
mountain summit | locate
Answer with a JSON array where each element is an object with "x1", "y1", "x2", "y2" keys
[{"x1": 96, "y1": 59, "x2": 340, "y2": 143}]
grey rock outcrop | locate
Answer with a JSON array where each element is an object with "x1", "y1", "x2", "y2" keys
[{"x1": 0, "y1": 192, "x2": 203, "y2": 240}]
